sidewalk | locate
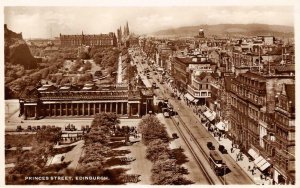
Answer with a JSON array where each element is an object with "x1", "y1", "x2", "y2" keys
[
  {"x1": 163, "y1": 77, "x2": 272, "y2": 185},
  {"x1": 190, "y1": 106, "x2": 272, "y2": 185}
]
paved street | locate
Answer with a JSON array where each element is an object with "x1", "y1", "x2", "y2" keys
[
  {"x1": 157, "y1": 113, "x2": 212, "y2": 184},
  {"x1": 132, "y1": 49, "x2": 255, "y2": 184}
]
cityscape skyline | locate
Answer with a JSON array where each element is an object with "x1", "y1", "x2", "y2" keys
[{"x1": 4, "y1": 6, "x2": 294, "y2": 39}]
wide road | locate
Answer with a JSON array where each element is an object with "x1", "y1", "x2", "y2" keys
[{"x1": 131, "y1": 48, "x2": 253, "y2": 184}]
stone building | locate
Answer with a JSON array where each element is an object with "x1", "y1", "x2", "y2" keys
[
  {"x1": 19, "y1": 83, "x2": 154, "y2": 119},
  {"x1": 186, "y1": 71, "x2": 214, "y2": 105},
  {"x1": 229, "y1": 71, "x2": 295, "y2": 184},
  {"x1": 261, "y1": 84, "x2": 295, "y2": 184},
  {"x1": 60, "y1": 32, "x2": 117, "y2": 47},
  {"x1": 171, "y1": 56, "x2": 214, "y2": 93}
]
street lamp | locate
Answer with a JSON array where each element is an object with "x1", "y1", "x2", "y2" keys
[{"x1": 223, "y1": 163, "x2": 226, "y2": 185}]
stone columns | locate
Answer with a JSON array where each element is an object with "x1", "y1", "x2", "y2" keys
[
  {"x1": 54, "y1": 104, "x2": 57, "y2": 116},
  {"x1": 24, "y1": 105, "x2": 27, "y2": 120},
  {"x1": 94, "y1": 103, "x2": 96, "y2": 115},
  {"x1": 127, "y1": 103, "x2": 131, "y2": 117},
  {"x1": 110, "y1": 103, "x2": 112, "y2": 112},
  {"x1": 121, "y1": 102, "x2": 124, "y2": 115},
  {"x1": 105, "y1": 103, "x2": 107, "y2": 112},
  {"x1": 138, "y1": 103, "x2": 141, "y2": 117},
  {"x1": 66, "y1": 103, "x2": 68, "y2": 116},
  {"x1": 71, "y1": 103, "x2": 74, "y2": 116},
  {"x1": 88, "y1": 103, "x2": 90, "y2": 116},
  {"x1": 60, "y1": 103, "x2": 62, "y2": 116},
  {"x1": 34, "y1": 105, "x2": 37, "y2": 119},
  {"x1": 49, "y1": 104, "x2": 51, "y2": 116},
  {"x1": 82, "y1": 103, "x2": 85, "y2": 116},
  {"x1": 116, "y1": 102, "x2": 118, "y2": 114},
  {"x1": 99, "y1": 103, "x2": 101, "y2": 113}
]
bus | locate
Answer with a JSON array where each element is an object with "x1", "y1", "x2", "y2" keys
[{"x1": 209, "y1": 151, "x2": 226, "y2": 175}]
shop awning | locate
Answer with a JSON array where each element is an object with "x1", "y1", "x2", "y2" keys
[
  {"x1": 215, "y1": 121, "x2": 226, "y2": 131},
  {"x1": 203, "y1": 111, "x2": 212, "y2": 119},
  {"x1": 184, "y1": 93, "x2": 195, "y2": 102},
  {"x1": 208, "y1": 112, "x2": 216, "y2": 121},
  {"x1": 259, "y1": 161, "x2": 271, "y2": 171},
  {"x1": 248, "y1": 148, "x2": 259, "y2": 159},
  {"x1": 193, "y1": 99, "x2": 199, "y2": 103},
  {"x1": 254, "y1": 156, "x2": 264, "y2": 165},
  {"x1": 199, "y1": 106, "x2": 207, "y2": 112},
  {"x1": 257, "y1": 158, "x2": 267, "y2": 168},
  {"x1": 203, "y1": 111, "x2": 216, "y2": 122}
]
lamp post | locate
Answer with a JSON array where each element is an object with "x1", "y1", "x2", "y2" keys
[{"x1": 223, "y1": 163, "x2": 226, "y2": 185}]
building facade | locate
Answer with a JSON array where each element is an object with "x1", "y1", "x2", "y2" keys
[
  {"x1": 229, "y1": 71, "x2": 295, "y2": 184},
  {"x1": 60, "y1": 32, "x2": 117, "y2": 47},
  {"x1": 19, "y1": 84, "x2": 154, "y2": 119},
  {"x1": 187, "y1": 72, "x2": 214, "y2": 105}
]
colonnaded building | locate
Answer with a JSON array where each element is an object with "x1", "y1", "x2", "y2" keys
[
  {"x1": 19, "y1": 83, "x2": 154, "y2": 119},
  {"x1": 60, "y1": 32, "x2": 117, "y2": 47}
]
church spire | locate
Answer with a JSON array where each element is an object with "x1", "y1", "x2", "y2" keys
[{"x1": 126, "y1": 21, "x2": 129, "y2": 35}]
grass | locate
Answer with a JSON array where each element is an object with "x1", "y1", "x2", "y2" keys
[
  {"x1": 5, "y1": 134, "x2": 38, "y2": 147},
  {"x1": 5, "y1": 150, "x2": 19, "y2": 164}
]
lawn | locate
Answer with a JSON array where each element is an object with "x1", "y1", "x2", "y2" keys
[{"x1": 5, "y1": 134, "x2": 38, "y2": 147}]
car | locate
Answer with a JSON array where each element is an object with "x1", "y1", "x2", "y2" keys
[
  {"x1": 207, "y1": 142, "x2": 215, "y2": 150},
  {"x1": 218, "y1": 145, "x2": 228, "y2": 154},
  {"x1": 172, "y1": 133, "x2": 179, "y2": 139},
  {"x1": 16, "y1": 125, "x2": 23, "y2": 132}
]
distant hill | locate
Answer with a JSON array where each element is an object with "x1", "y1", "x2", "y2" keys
[
  {"x1": 4, "y1": 24, "x2": 37, "y2": 69},
  {"x1": 151, "y1": 24, "x2": 294, "y2": 38}
]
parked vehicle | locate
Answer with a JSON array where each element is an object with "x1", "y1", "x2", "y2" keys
[
  {"x1": 218, "y1": 145, "x2": 228, "y2": 154},
  {"x1": 162, "y1": 108, "x2": 170, "y2": 118},
  {"x1": 207, "y1": 142, "x2": 215, "y2": 150},
  {"x1": 172, "y1": 133, "x2": 179, "y2": 139},
  {"x1": 16, "y1": 125, "x2": 23, "y2": 132}
]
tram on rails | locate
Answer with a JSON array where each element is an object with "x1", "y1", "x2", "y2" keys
[{"x1": 209, "y1": 150, "x2": 227, "y2": 176}]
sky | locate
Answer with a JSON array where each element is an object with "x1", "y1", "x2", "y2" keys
[{"x1": 4, "y1": 6, "x2": 294, "y2": 39}]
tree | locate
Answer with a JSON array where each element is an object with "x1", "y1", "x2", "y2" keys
[
  {"x1": 146, "y1": 139, "x2": 170, "y2": 162},
  {"x1": 92, "y1": 113, "x2": 120, "y2": 129},
  {"x1": 36, "y1": 127, "x2": 62, "y2": 144},
  {"x1": 79, "y1": 51, "x2": 90, "y2": 60},
  {"x1": 84, "y1": 126, "x2": 110, "y2": 145},
  {"x1": 151, "y1": 159, "x2": 193, "y2": 185},
  {"x1": 138, "y1": 115, "x2": 170, "y2": 145}
]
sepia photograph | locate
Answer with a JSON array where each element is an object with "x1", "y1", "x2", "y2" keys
[{"x1": 3, "y1": 1, "x2": 297, "y2": 186}]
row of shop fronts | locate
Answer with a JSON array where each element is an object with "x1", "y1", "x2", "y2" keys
[
  {"x1": 247, "y1": 148, "x2": 293, "y2": 185},
  {"x1": 182, "y1": 93, "x2": 293, "y2": 185}
]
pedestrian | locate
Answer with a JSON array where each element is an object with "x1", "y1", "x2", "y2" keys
[
  {"x1": 248, "y1": 165, "x2": 251, "y2": 171},
  {"x1": 251, "y1": 169, "x2": 254, "y2": 175},
  {"x1": 231, "y1": 147, "x2": 234, "y2": 153}
]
